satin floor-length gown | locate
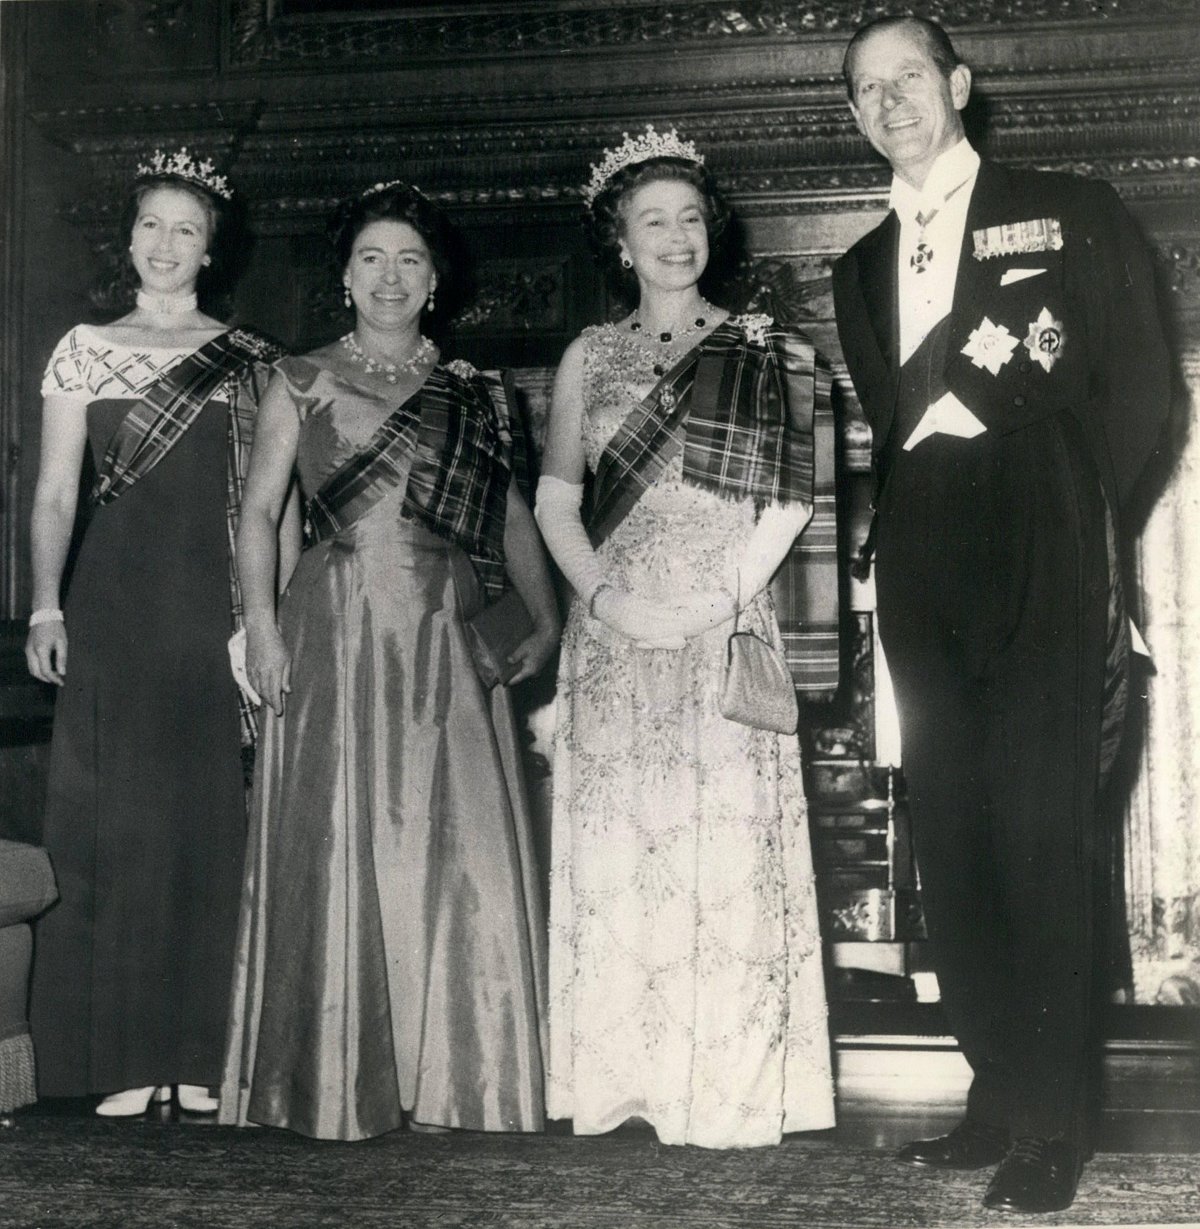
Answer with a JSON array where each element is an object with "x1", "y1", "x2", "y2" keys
[{"x1": 220, "y1": 356, "x2": 546, "y2": 1141}]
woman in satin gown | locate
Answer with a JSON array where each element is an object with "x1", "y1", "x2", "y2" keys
[
  {"x1": 535, "y1": 129, "x2": 837, "y2": 1148},
  {"x1": 25, "y1": 152, "x2": 288, "y2": 1117},
  {"x1": 219, "y1": 182, "x2": 558, "y2": 1141}
]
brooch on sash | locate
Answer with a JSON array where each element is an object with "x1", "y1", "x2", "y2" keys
[
  {"x1": 226, "y1": 328, "x2": 281, "y2": 359},
  {"x1": 1024, "y1": 308, "x2": 1066, "y2": 372},
  {"x1": 961, "y1": 316, "x2": 1019, "y2": 376},
  {"x1": 972, "y1": 217, "x2": 1063, "y2": 261}
]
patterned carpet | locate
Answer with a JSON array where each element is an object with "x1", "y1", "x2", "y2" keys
[{"x1": 0, "y1": 1118, "x2": 1197, "y2": 1229}]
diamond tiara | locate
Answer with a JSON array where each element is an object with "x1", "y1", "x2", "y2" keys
[
  {"x1": 581, "y1": 125, "x2": 704, "y2": 206},
  {"x1": 135, "y1": 147, "x2": 232, "y2": 200},
  {"x1": 360, "y1": 180, "x2": 429, "y2": 201}
]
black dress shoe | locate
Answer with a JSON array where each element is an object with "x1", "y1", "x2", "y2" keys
[
  {"x1": 896, "y1": 1119, "x2": 1010, "y2": 1169},
  {"x1": 983, "y1": 1136, "x2": 1081, "y2": 1213}
]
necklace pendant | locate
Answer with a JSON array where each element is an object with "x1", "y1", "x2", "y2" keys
[{"x1": 659, "y1": 331, "x2": 672, "y2": 343}]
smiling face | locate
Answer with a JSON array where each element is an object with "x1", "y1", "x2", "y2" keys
[
  {"x1": 846, "y1": 22, "x2": 971, "y2": 189},
  {"x1": 129, "y1": 186, "x2": 213, "y2": 297},
  {"x1": 343, "y1": 219, "x2": 436, "y2": 333},
  {"x1": 617, "y1": 177, "x2": 710, "y2": 296}
]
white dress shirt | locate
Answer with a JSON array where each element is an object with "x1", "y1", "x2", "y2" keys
[
  {"x1": 891, "y1": 138, "x2": 981, "y2": 365},
  {"x1": 891, "y1": 139, "x2": 986, "y2": 448}
]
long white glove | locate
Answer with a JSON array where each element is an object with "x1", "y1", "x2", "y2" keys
[
  {"x1": 533, "y1": 476, "x2": 604, "y2": 606},
  {"x1": 534, "y1": 474, "x2": 683, "y2": 644},
  {"x1": 727, "y1": 501, "x2": 813, "y2": 605},
  {"x1": 646, "y1": 501, "x2": 814, "y2": 639},
  {"x1": 535, "y1": 476, "x2": 810, "y2": 642}
]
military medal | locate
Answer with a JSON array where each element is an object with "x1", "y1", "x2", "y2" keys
[
  {"x1": 973, "y1": 217, "x2": 1063, "y2": 261},
  {"x1": 961, "y1": 316, "x2": 1019, "y2": 376},
  {"x1": 1023, "y1": 308, "x2": 1066, "y2": 372}
]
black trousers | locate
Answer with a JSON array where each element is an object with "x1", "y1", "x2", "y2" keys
[{"x1": 875, "y1": 411, "x2": 1111, "y2": 1143}]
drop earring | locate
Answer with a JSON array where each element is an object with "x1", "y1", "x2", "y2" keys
[
  {"x1": 343, "y1": 286, "x2": 352, "y2": 308},
  {"x1": 425, "y1": 283, "x2": 436, "y2": 313}
]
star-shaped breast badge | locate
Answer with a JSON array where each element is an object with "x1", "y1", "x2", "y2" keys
[
  {"x1": 1024, "y1": 308, "x2": 1066, "y2": 372},
  {"x1": 961, "y1": 316, "x2": 1019, "y2": 376}
]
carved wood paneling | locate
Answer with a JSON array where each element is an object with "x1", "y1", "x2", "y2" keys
[{"x1": 225, "y1": 0, "x2": 1200, "y2": 66}]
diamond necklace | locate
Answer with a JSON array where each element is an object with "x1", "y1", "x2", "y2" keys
[{"x1": 341, "y1": 332, "x2": 435, "y2": 384}]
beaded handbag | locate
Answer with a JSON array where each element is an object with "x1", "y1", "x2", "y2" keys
[{"x1": 718, "y1": 583, "x2": 798, "y2": 735}]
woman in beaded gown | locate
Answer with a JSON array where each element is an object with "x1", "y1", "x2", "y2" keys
[
  {"x1": 219, "y1": 183, "x2": 558, "y2": 1141},
  {"x1": 25, "y1": 153, "x2": 288, "y2": 1116},
  {"x1": 535, "y1": 128, "x2": 837, "y2": 1148}
]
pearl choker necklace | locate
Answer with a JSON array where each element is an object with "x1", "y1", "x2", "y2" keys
[
  {"x1": 341, "y1": 332, "x2": 435, "y2": 384},
  {"x1": 137, "y1": 290, "x2": 198, "y2": 314}
]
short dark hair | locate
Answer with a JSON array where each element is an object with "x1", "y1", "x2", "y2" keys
[
  {"x1": 585, "y1": 156, "x2": 731, "y2": 304},
  {"x1": 842, "y1": 15, "x2": 963, "y2": 98},
  {"x1": 95, "y1": 174, "x2": 240, "y2": 314},
  {"x1": 327, "y1": 183, "x2": 466, "y2": 336}
]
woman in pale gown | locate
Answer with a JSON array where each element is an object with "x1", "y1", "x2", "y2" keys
[
  {"x1": 535, "y1": 128, "x2": 836, "y2": 1148},
  {"x1": 219, "y1": 182, "x2": 559, "y2": 1141}
]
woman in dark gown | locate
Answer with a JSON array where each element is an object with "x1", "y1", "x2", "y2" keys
[
  {"x1": 219, "y1": 183, "x2": 558, "y2": 1141},
  {"x1": 25, "y1": 151, "x2": 290, "y2": 1115}
]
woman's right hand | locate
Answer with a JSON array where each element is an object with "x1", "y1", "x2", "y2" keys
[
  {"x1": 245, "y1": 620, "x2": 292, "y2": 716},
  {"x1": 26, "y1": 621, "x2": 68, "y2": 686}
]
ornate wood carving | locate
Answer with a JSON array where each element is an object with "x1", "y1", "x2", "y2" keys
[
  {"x1": 458, "y1": 260, "x2": 567, "y2": 334},
  {"x1": 226, "y1": 0, "x2": 1200, "y2": 66}
]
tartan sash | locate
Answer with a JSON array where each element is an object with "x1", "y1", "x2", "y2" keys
[
  {"x1": 588, "y1": 341, "x2": 701, "y2": 546},
  {"x1": 588, "y1": 319, "x2": 840, "y2": 697},
  {"x1": 305, "y1": 366, "x2": 514, "y2": 601},
  {"x1": 91, "y1": 326, "x2": 286, "y2": 747}
]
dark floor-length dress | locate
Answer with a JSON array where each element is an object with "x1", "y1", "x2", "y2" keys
[
  {"x1": 219, "y1": 357, "x2": 546, "y2": 1141},
  {"x1": 30, "y1": 328, "x2": 246, "y2": 1096}
]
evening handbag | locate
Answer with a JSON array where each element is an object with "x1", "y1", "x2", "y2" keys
[
  {"x1": 718, "y1": 580, "x2": 799, "y2": 735},
  {"x1": 450, "y1": 551, "x2": 535, "y2": 689},
  {"x1": 463, "y1": 586, "x2": 535, "y2": 689}
]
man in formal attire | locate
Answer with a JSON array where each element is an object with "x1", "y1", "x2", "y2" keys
[{"x1": 832, "y1": 15, "x2": 1170, "y2": 1214}]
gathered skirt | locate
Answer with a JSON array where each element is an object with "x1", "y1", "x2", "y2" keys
[{"x1": 220, "y1": 509, "x2": 546, "y2": 1140}]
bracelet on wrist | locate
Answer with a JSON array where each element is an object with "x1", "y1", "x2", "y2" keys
[
  {"x1": 29, "y1": 608, "x2": 64, "y2": 628},
  {"x1": 588, "y1": 583, "x2": 613, "y2": 619}
]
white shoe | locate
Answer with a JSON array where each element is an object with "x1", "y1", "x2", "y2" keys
[
  {"x1": 177, "y1": 1084, "x2": 219, "y2": 1114},
  {"x1": 95, "y1": 1086, "x2": 170, "y2": 1117}
]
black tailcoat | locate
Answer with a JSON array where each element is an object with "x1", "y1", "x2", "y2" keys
[{"x1": 833, "y1": 160, "x2": 1170, "y2": 1142}]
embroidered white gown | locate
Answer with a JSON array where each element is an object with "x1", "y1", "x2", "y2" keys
[{"x1": 546, "y1": 320, "x2": 835, "y2": 1148}]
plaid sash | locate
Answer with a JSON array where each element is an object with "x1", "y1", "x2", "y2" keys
[
  {"x1": 91, "y1": 327, "x2": 286, "y2": 747},
  {"x1": 306, "y1": 366, "x2": 515, "y2": 601},
  {"x1": 589, "y1": 319, "x2": 840, "y2": 697}
]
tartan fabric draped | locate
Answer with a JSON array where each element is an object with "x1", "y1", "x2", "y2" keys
[
  {"x1": 90, "y1": 327, "x2": 286, "y2": 746},
  {"x1": 588, "y1": 318, "x2": 840, "y2": 697},
  {"x1": 305, "y1": 365, "x2": 515, "y2": 601}
]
